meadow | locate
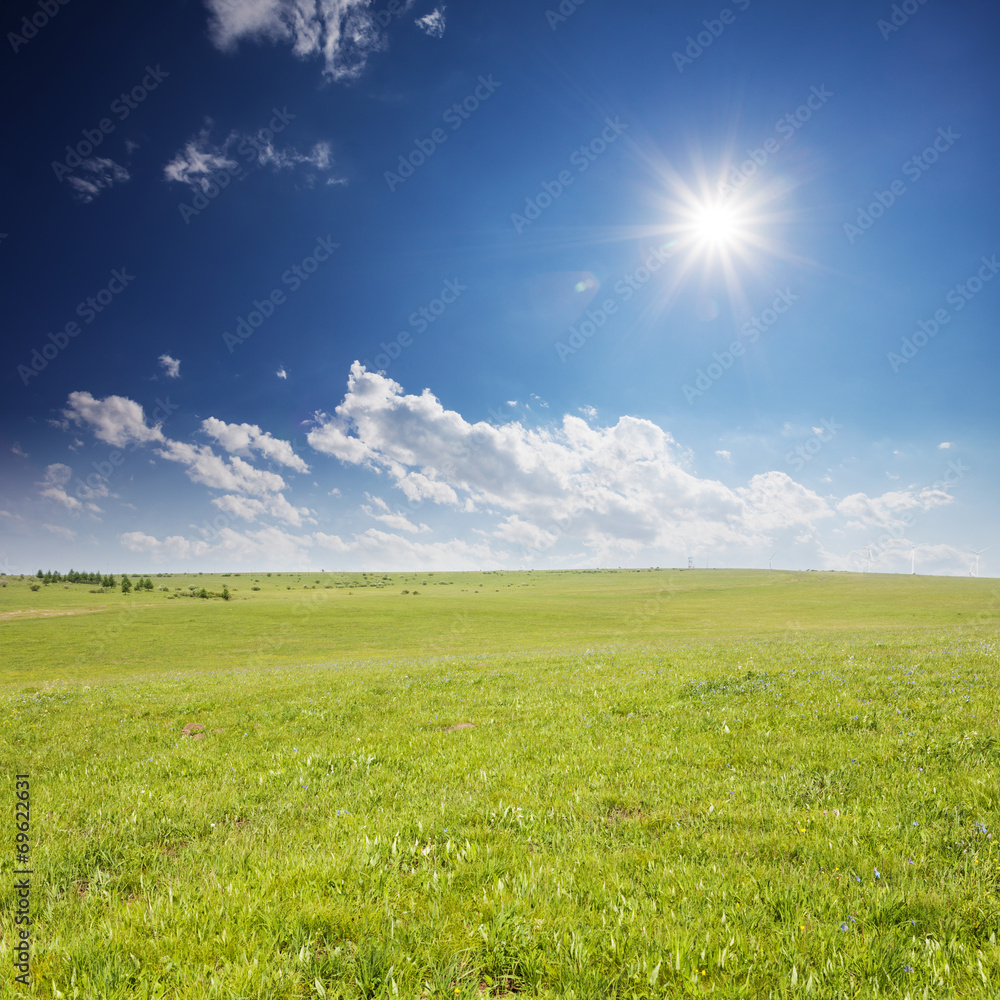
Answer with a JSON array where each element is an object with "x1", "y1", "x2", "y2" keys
[{"x1": 3, "y1": 568, "x2": 1000, "y2": 998}]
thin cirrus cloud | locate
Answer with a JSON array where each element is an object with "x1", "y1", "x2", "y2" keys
[
  {"x1": 65, "y1": 157, "x2": 130, "y2": 203},
  {"x1": 202, "y1": 0, "x2": 389, "y2": 81},
  {"x1": 163, "y1": 121, "x2": 342, "y2": 191}
]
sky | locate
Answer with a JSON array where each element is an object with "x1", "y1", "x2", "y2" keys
[{"x1": 1, "y1": 0, "x2": 998, "y2": 576}]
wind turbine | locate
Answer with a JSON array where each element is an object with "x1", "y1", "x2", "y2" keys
[
  {"x1": 972, "y1": 547, "x2": 991, "y2": 578},
  {"x1": 768, "y1": 551, "x2": 777, "y2": 571},
  {"x1": 910, "y1": 543, "x2": 926, "y2": 576}
]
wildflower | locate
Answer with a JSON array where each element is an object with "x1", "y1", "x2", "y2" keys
[
  {"x1": 840, "y1": 923, "x2": 849, "y2": 931},
  {"x1": 904, "y1": 965, "x2": 914, "y2": 973},
  {"x1": 913, "y1": 821, "x2": 918, "y2": 826},
  {"x1": 874, "y1": 868, "x2": 881, "y2": 878}
]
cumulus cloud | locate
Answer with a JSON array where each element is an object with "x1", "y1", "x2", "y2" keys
[
  {"x1": 37, "y1": 464, "x2": 105, "y2": 514},
  {"x1": 123, "y1": 524, "x2": 313, "y2": 565},
  {"x1": 203, "y1": 0, "x2": 388, "y2": 80},
  {"x1": 212, "y1": 492, "x2": 314, "y2": 528},
  {"x1": 415, "y1": 6, "x2": 446, "y2": 37},
  {"x1": 159, "y1": 354, "x2": 181, "y2": 378},
  {"x1": 938, "y1": 442, "x2": 952, "y2": 449},
  {"x1": 305, "y1": 363, "x2": 837, "y2": 559},
  {"x1": 276, "y1": 366, "x2": 288, "y2": 379},
  {"x1": 63, "y1": 392, "x2": 166, "y2": 447},
  {"x1": 156, "y1": 440, "x2": 288, "y2": 496},
  {"x1": 66, "y1": 157, "x2": 130, "y2": 203},
  {"x1": 200, "y1": 417, "x2": 310, "y2": 472},
  {"x1": 837, "y1": 488, "x2": 954, "y2": 530}
]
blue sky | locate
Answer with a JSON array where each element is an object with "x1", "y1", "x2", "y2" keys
[{"x1": 1, "y1": 0, "x2": 997, "y2": 575}]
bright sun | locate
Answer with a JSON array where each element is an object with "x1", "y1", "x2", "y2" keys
[{"x1": 693, "y1": 203, "x2": 739, "y2": 246}]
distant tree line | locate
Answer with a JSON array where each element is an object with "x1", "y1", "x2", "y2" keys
[{"x1": 35, "y1": 569, "x2": 155, "y2": 592}]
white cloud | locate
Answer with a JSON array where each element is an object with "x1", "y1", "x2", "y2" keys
[
  {"x1": 837, "y1": 488, "x2": 954, "y2": 529},
  {"x1": 212, "y1": 492, "x2": 314, "y2": 528},
  {"x1": 37, "y1": 464, "x2": 104, "y2": 514},
  {"x1": 938, "y1": 442, "x2": 952, "y2": 449},
  {"x1": 163, "y1": 124, "x2": 241, "y2": 191},
  {"x1": 11, "y1": 443, "x2": 27, "y2": 458},
  {"x1": 63, "y1": 392, "x2": 166, "y2": 447},
  {"x1": 159, "y1": 354, "x2": 181, "y2": 378},
  {"x1": 360, "y1": 502, "x2": 428, "y2": 534},
  {"x1": 715, "y1": 449, "x2": 732, "y2": 462},
  {"x1": 255, "y1": 139, "x2": 332, "y2": 172},
  {"x1": 66, "y1": 157, "x2": 129, "y2": 203},
  {"x1": 164, "y1": 122, "x2": 343, "y2": 191},
  {"x1": 306, "y1": 363, "x2": 838, "y2": 559},
  {"x1": 276, "y1": 366, "x2": 288, "y2": 379},
  {"x1": 200, "y1": 417, "x2": 310, "y2": 472},
  {"x1": 156, "y1": 440, "x2": 288, "y2": 496},
  {"x1": 313, "y1": 528, "x2": 502, "y2": 570},
  {"x1": 203, "y1": 0, "x2": 388, "y2": 80},
  {"x1": 122, "y1": 525, "x2": 311, "y2": 565},
  {"x1": 42, "y1": 523, "x2": 77, "y2": 541},
  {"x1": 415, "y1": 6, "x2": 446, "y2": 37}
]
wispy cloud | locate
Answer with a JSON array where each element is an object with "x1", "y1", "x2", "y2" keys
[
  {"x1": 203, "y1": 0, "x2": 388, "y2": 81},
  {"x1": 66, "y1": 157, "x2": 130, "y2": 203},
  {"x1": 163, "y1": 122, "x2": 342, "y2": 191},
  {"x1": 415, "y1": 6, "x2": 446, "y2": 38}
]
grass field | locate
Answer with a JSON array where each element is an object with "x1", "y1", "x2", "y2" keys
[{"x1": 3, "y1": 569, "x2": 1000, "y2": 998}]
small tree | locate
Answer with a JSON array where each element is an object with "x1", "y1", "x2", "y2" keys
[
  {"x1": 121, "y1": 575, "x2": 132, "y2": 595},
  {"x1": 221, "y1": 586, "x2": 231, "y2": 601}
]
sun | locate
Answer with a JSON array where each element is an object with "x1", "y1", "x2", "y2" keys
[{"x1": 691, "y1": 202, "x2": 741, "y2": 247}]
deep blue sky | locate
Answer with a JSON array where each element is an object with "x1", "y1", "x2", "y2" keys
[{"x1": 2, "y1": 0, "x2": 997, "y2": 574}]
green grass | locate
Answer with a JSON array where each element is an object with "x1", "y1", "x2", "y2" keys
[{"x1": 3, "y1": 569, "x2": 1000, "y2": 998}]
